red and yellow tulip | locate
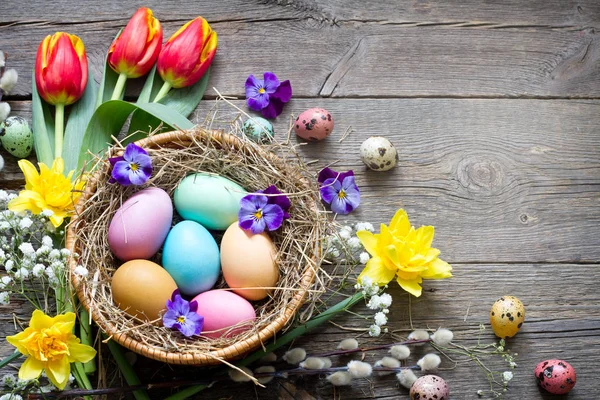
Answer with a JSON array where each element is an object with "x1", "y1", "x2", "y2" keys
[
  {"x1": 35, "y1": 32, "x2": 88, "y2": 106},
  {"x1": 157, "y1": 16, "x2": 217, "y2": 90},
  {"x1": 108, "y1": 7, "x2": 162, "y2": 79}
]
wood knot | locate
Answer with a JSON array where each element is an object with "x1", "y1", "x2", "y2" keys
[{"x1": 457, "y1": 155, "x2": 505, "y2": 194}]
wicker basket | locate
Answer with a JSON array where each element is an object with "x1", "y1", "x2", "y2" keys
[{"x1": 66, "y1": 129, "x2": 324, "y2": 365}]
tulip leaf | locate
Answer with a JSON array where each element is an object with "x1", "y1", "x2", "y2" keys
[
  {"x1": 158, "y1": 67, "x2": 211, "y2": 118},
  {"x1": 137, "y1": 65, "x2": 162, "y2": 104},
  {"x1": 31, "y1": 70, "x2": 55, "y2": 166},
  {"x1": 63, "y1": 64, "x2": 98, "y2": 173},
  {"x1": 96, "y1": 29, "x2": 122, "y2": 107},
  {"x1": 77, "y1": 100, "x2": 194, "y2": 170}
]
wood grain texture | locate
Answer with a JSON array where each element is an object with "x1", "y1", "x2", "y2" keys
[{"x1": 1, "y1": 18, "x2": 599, "y2": 98}]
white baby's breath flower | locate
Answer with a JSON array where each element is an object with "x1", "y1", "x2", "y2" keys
[
  {"x1": 329, "y1": 248, "x2": 341, "y2": 259},
  {"x1": 0, "y1": 292, "x2": 10, "y2": 305},
  {"x1": 417, "y1": 353, "x2": 441, "y2": 372},
  {"x1": 73, "y1": 265, "x2": 88, "y2": 277},
  {"x1": 254, "y1": 366, "x2": 276, "y2": 385},
  {"x1": 49, "y1": 249, "x2": 61, "y2": 260},
  {"x1": 359, "y1": 252, "x2": 370, "y2": 264},
  {"x1": 347, "y1": 360, "x2": 372, "y2": 378},
  {"x1": 355, "y1": 222, "x2": 374, "y2": 232},
  {"x1": 283, "y1": 348, "x2": 306, "y2": 365},
  {"x1": 36, "y1": 245, "x2": 51, "y2": 257},
  {"x1": 14, "y1": 267, "x2": 30, "y2": 280},
  {"x1": 228, "y1": 366, "x2": 254, "y2": 383},
  {"x1": 0, "y1": 190, "x2": 8, "y2": 202},
  {"x1": 1, "y1": 373, "x2": 16, "y2": 387},
  {"x1": 509, "y1": 361, "x2": 518, "y2": 368},
  {"x1": 368, "y1": 324, "x2": 381, "y2": 337},
  {"x1": 430, "y1": 328, "x2": 454, "y2": 346},
  {"x1": 4, "y1": 259, "x2": 14, "y2": 272},
  {"x1": 18, "y1": 217, "x2": 33, "y2": 230},
  {"x1": 0, "y1": 221, "x2": 10, "y2": 231},
  {"x1": 42, "y1": 236, "x2": 54, "y2": 247},
  {"x1": 32, "y1": 264, "x2": 46, "y2": 278},
  {"x1": 0, "y1": 248, "x2": 5, "y2": 263},
  {"x1": 0, "y1": 394, "x2": 23, "y2": 400},
  {"x1": 327, "y1": 371, "x2": 352, "y2": 386},
  {"x1": 41, "y1": 209, "x2": 54, "y2": 217},
  {"x1": 503, "y1": 371, "x2": 514, "y2": 382},
  {"x1": 347, "y1": 237, "x2": 361, "y2": 249},
  {"x1": 18, "y1": 242, "x2": 35, "y2": 257},
  {"x1": 0, "y1": 276, "x2": 12, "y2": 288},
  {"x1": 367, "y1": 295, "x2": 381, "y2": 310},
  {"x1": 374, "y1": 312, "x2": 388, "y2": 326},
  {"x1": 397, "y1": 369, "x2": 418, "y2": 389},
  {"x1": 389, "y1": 344, "x2": 411, "y2": 360},
  {"x1": 60, "y1": 248, "x2": 71, "y2": 257},
  {"x1": 337, "y1": 338, "x2": 359, "y2": 350},
  {"x1": 378, "y1": 293, "x2": 392, "y2": 308},
  {"x1": 339, "y1": 226, "x2": 352, "y2": 239}
]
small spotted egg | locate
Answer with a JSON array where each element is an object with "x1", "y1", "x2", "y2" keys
[
  {"x1": 490, "y1": 295, "x2": 525, "y2": 339},
  {"x1": 535, "y1": 359, "x2": 576, "y2": 395},
  {"x1": 360, "y1": 136, "x2": 398, "y2": 171},
  {"x1": 410, "y1": 375, "x2": 450, "y2": 400},
  {"x1": 294, "y1": 108, "x2": 334, "y2": 141},
  {"x1": 242, "y1": 116, "x2": 274, "y2": 143},
  {"x1": 0, "y1": 116, "x2": 34, "y2": 158}
]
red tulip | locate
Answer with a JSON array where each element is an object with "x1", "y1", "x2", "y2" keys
[
  {"x1": 35, "y1": 32, "x2": 88, "y2": 106},
  {"x1": 108, "y1": 7, "x2": 162, "y2": 79},
  {"x1": 157, "y1": 16, "x2": 217, "y2": 89}
]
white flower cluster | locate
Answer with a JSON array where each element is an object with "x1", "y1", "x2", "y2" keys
[
  {"x1": 1, "y1": 371, "x2": 75, "y2": 395},
  {"x1": 354, "y1": 276, "x2": 392, "y2": 337},
  {"x1": 0, "y1": 190, "x2": 77, "y2": 307},
  {"x1": 323, "y1": 222, "x2": 374, "y2": 263}
]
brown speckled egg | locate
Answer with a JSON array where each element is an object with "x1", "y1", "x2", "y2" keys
[
  {"x1": 410, "y1": 375, "x2": 449, "y2": 400},
  {"x1": 535, "y1": 359, "x2": 576, "y2": 394},
  {"x1": 490, "y1": 295, "x2": 525, "y2": 339},
  {"x1": 294, "y1": 108, "x2": 334, "y2": 141}
]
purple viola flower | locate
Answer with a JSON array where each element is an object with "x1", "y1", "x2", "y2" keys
[
  {"x1": 109, "y1": 143, "x2": 152, "y2": 186},
  {"x1": 318, "y1": 167, "x2": 360, "y2": 215},
  {"x1": 163, "y1": 290, "x2": 204, "y2": 337},
  {"x1": 260, "y1": 185, "x2": 291, "y2": 220},
  {"x1": 239, "y1": 194, "x2": 284, "y2": 234},
  {"x1": 245, "y1": 72, "x2": 292, "y2": 119}
]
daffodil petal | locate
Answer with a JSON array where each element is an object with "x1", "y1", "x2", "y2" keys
[
  {"x1": 67, "y1": 341, "x2": 97, "y2": 363},
  {"x1": 356, "y1": 230, "x2": 377, "y2": 256},
  {"x1": 18, "y1": 159, "x2": 41, "y2": 190},
  {"x1": 415, "y1": 225, "x2": 435, "y2": 248},
  {"x1": 46, "y1": 356, "x2": 70, "y2": 390},
  {"x1": 358, "y1": 257, "x2": 396, "y2": 286},
  {"x1": 18, "y1": 356, "x2": 45, "y2": 380},
  {"x1": 390, "y1": 209, "x2": 411, "y2": 236},
  {"x1": 397, "y1": 276, "x2": 423, "y2": 297},
  {"x1": 422, "y1": 257, "x2": 453, "y2": 279},
  {"x1": 29, "y1": 309, "x2": 56, "y2": 330},
  {"x1": 49, "y1": 213, "x2": 65, "y2": 228}
]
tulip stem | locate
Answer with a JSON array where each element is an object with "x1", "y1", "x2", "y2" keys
[
  {"x1": 153, "y1": 81, "x2": 172, "y2": 103},
  {"x1": 54, "y1": 103, "x2": 65, "y2": 159},
  {"x1": 111, "y1": 73, "x2": 128, "y2": 101}
]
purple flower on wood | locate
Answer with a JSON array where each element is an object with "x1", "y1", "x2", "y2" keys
[
  {"x1": 245, "y1": 72, "x2": 292, "y2": 119},
  {"x1": 109, "y1": 143, "x2": 152, "y2": 186},
  {"x1": 260, "y1": 185, "x2": 291, "y2": 219},
  {"x1": 239, "y1": 194, "x2": 285, "y2": 234},
  {"x1": 318, "y1": 167, "x2": 360, "y2": 215},
  {"x1": 163, "y1": 290, "x2": 204, "y2": 337}
]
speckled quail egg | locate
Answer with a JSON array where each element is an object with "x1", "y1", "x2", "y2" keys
[
  {"x1": 410, "y1": 375, "x2": 450, "y2": 400},
  {"x1": 534, "y1": 359, "x2": 576, "y2": 395},
  {"x1": 490, "y1": 295, "x2": 525, "y2": 339},
  {"x1": 0, "y1": 116, "x2": 33, "y2": 158},
  {"x1": 242, "y1": 116, "x2": 274, "y2": 143},
  {"x1": 360, "y1": 136, "x2": 398, "y2": 171}
]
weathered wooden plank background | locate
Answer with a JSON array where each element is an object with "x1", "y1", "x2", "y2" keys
[{"x1": 1, "y1": 1, "x2": 599, "y2": 399}]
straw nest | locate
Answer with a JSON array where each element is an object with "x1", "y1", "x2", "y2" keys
[{"x1": 66, "y1": 124, "x2": 329, "y2": 366}]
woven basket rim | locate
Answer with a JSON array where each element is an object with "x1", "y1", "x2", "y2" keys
[{"x1": 66, "y1": 129, "x2": 320, "y2": 365}]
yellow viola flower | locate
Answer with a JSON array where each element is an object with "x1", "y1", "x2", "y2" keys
[
  {"x1": 357, "y1": 209, "x2": 452, "y2": 297},
  {"x1": 6, "y1": 310, "x2": 96, "y2": 389},
  {"x1": 8, "y1": 157, "x2": 85, "y2": 227}
]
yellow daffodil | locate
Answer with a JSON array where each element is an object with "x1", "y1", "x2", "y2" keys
[
  {"x1": 6, "y1": 310, "x2": 96, "y2": 389},
  {"x1": 8, "y1": 157, "x2": 84, "y2": 227},
  {"x1": 357, "y1": 209, "x2": 452, "y2": 297}
]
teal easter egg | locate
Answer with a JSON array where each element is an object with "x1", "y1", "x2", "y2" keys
[
  {"x1": 0, "y1": 116, "x2": 33, "y2": 158},
  {"x1": 242, "y1": 117, "x2": 274, "y2": 143},
  {"x1": 162, "y1": 220, "x2": 220, "y2": 296},
  {"x1": 174, "y1": 173, "x2": 247, "y2": 230}
]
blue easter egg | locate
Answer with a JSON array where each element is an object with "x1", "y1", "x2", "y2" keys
[
  {"x1": 242, "y1": 117, "x2": 274, "y2": 143},
  {"x1": 162, "y1": 220, "x2": 220, "y2": 296}
]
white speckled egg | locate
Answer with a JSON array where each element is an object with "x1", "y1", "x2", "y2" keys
[
  {"x1": 0, "y1": 116, "x2": 33, "y2": 158},
  {"x1": 360, "y1": 136, "x2": 398, "y2": 171},
  {"x1": 410, "y1": 375, "x2": 449, "y2": 400}
]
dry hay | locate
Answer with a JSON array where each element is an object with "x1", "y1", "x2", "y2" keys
[{"x1": 66, "y1": 106, "x2": 331, "y2": 365}]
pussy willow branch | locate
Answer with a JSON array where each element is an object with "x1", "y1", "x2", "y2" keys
[{"x1": 310, "y1": 338, "x2": 432, "y2": 358}]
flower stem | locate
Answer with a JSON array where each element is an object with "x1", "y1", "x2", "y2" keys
[
  {"x1": 0, "y1": 350, "x2": 21, "y2": 369},
  {"x1": 165, "y1": 292, "x2": 366, "y2": 400},
  {"x1": 79, "y1": 308, "x2": 96, "y2": 375},
  {"x1": 111, "y1": 73, "x2": 128, "y2": 101},
  {"x1": 153, "y1": 81, "x2": 172, "y2": 102},
  {"x1": 54, "y1": 103, "x2": 65, "y2": 159},
  {"x1": 71, "y1": 361, "x2": 93, "y2": 400},
  {"x1": 106, "y1": 337, "x2": 151, "y2": 400}
]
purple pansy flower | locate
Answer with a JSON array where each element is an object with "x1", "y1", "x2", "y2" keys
[
  {"x1": 260, "y1": 185, "x2": 291, "y2": 220},
  {"x1": 318, "y1": 167, "x2": 360, "y2": 215},
  {"x1": 162, "y1": 290, "x2": 204, "y2": 337},
  {"x1": 239, "y1": 194, "x2": 285, "y2": 234},
  {"x1": 245, "y1": 72, "x2": 292, "y2": 119},
  {"x1": 109, "y1": 143, "x2": 152, "y2": 186}
]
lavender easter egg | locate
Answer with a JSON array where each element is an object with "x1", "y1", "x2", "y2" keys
[
  {"x1": 192, "y1": 290, "x2": 256, "y2": 339},
  {"x1": 108, "y1": 187, "x2": 173, "y2": 261},
  {"x1": 294, "y1": 108, "x2": 334, "y2": 141},
  {"x1": 410, "y1": 375, "x2": 450, "y2": 400},
  {"x1": 535, "y1": 359, "x2": 576, "y2": 395}
]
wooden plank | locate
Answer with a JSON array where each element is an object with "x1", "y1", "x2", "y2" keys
[
  {"x1": 3, "y1": 98, "x2": 599, "y2": 263},
  {"x1": 1, "y1": 21, "x2": 599, "y2": 98},
  {"x1": 3, "y1": 263, "x2": 592, "y2": 399},
  {"x1": 2, "y1": 0, "x2": 598, "y2": 28}
]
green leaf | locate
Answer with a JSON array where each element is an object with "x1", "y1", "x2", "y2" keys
[
  {"x1": 63, "y1": 64, "x2": 98, "y2": 173},
  {"x1": 159, "y1": 66, "x2": 211, "y2": 118},
  {"x1": 77, "y1": 100, "x2": 194, "y2": 170},
  {"x1": 136, "y1": 64, "x2": 162, "y2": 104},
  {"x1": 31, "y1": 70, "x2": 55, "y2": 166},
  {"x1": 96, "y1": 29, "x2": 122, "y2": 108}
]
